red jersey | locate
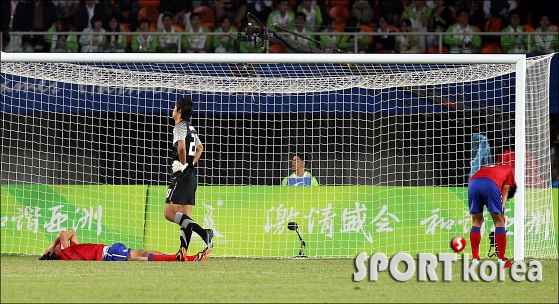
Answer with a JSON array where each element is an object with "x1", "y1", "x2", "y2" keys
[
  {"x1": 59, "y1": 241, "x2": 106, "y2": 261},
  {"x1": 469, "y1": 165, "x2": 516, "y2": 191}
]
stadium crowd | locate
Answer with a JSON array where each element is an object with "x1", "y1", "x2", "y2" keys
[{"x1": 1, "y1": 0, "x2": 557, "y2": 54}]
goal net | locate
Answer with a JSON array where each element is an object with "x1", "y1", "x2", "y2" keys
[{"x1": 1, "y1": 53, "x2": 557, "y2": 260}]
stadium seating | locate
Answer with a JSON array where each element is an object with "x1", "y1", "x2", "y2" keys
[
  {"x1": 359, "y1": 24, "x2": 373, "y2": 43},
  {"x1": 138, "y1": 0, "x2": 160, "y2": 8},
  {"x1": 324, "y1": 0, "x2": 350, "y2": 7},
  {"x1": 481, "y1": 43, "x2": 503, "y2": 54},
  {"x1": 427, "y1": 44, "x2": 449, "y2": 54},
  {"x1": 328, "y1": 5, "x2": 350, "y2": 25},
  {"x1": 193, "y1": 5, "x2": 216, "y2": 28},
  {"x1": 268, "y1": 44, "x2": 287, "y2": 53},
  {"x1": 121, "y1": 23, "x2": 133, "y2": 45},
  {"x1": 3, "y1": 0, "x2": 549, "y2": 55},
  {"x1": 138, "y1": 6, "x2": 159, "y2": 25}
]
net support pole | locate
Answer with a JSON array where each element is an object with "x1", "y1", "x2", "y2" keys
[{"x1": 514, "y1": 55, "x2": 526, "y2": 261}]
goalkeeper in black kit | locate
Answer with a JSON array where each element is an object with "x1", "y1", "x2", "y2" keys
[{"x1": 163, "y1": 97, "x2": 213, "y2": 261}]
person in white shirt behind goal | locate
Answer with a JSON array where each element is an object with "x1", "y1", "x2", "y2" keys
[
  {"x1": 163, "y1": 97, "x2": 213, "y2": 261},
  {"x1": 282, "y1": 153, "x2": 319, "y2": 186}
]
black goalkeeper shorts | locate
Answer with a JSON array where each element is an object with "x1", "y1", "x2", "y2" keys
[{"x1": 165, "y1": 174, "x2": 197, "y2": 205}]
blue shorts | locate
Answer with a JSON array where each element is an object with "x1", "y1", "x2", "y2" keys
[
  {"x1": 468, "y1": 178, "x2": 503, "y2": 214},
  {"x1": 105, "y1": 243, "x2": 131, "y2": 261}
]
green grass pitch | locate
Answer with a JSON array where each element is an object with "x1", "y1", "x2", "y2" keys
[{"x1": 1, "y1": 255, "x2": 557, "y2": 303}]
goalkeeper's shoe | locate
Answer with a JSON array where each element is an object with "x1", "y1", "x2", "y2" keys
[
  {"x1": 176, "y1": 247, "x2": 188, "y2": 262},
  {"x1": 498, "y1": 258, "x2": 512, "y2": 269},
  {"x1": 194, "y1": 247, "x2": 211, "y2": 262},
  {"x1": 205, "y1": 229, "x2": 214, "y2": 249}
]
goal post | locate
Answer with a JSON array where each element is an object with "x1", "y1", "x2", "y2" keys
[{"x1": 1, "y1": 52, "x2": 556, "y2": 261}]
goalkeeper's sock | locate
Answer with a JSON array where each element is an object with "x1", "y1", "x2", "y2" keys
[
  {"x1": 469, "y1": 226, "x2": 481, "y2": 260},
  {"x1": 148, "y1": 254, "x2": 178, "y2": 262},
  {"x1": 174, "y1": 212, "x2": 208, "y2": 243},
  {"x1": 495, "y1": 227, "x2": 507, "y2": 260},
  {"x1": 180, "y1": 227, "x2": 193, "y2": 250}
]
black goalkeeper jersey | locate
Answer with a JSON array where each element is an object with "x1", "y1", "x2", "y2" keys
[{"x1": 171, "y1": 120, "x2": 201, "y2": 179}]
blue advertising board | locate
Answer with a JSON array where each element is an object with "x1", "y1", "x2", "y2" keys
[{"x1": 1, "y1": 61, "x2": 556, "y2": 114}]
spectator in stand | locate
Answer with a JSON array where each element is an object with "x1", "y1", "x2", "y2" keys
[
  {"x1": 377, "y1": 0, "x2": 404, "y2": 28},
  {"x1": 453, "y1": 0, "x2": 485, "y2": 29},
  {"x1": 288, "y1": 12, "x2": 317, "y2": 49},
  {"x1": 157, "y1": 0, "x2": 192, "y2": 31},
  {"x1": 52, "y1": 0, "x2": 79, "y2": 21},
  {"x1": 246, "y1": 0, "x2": 274, "y2": 24},
  {"x1": 483, "y1": 0, "x2": 517, "y2": 27},
  {"x1": 396, "y1": 18, "x2": 421, "y2": 53},
  {"x1": 319, "y1": 16, "x2": 340, "y2": 51},
  {"x1": 444, "y1": 9, "x2": 481, "y2": 53},
  {"x1": 78, "y1": 14, "x2": 105, "y2": 52},
  {"x1": 427, "y1": 0, "x2": 452, "y2": 49},
  {"x1": 530, "y1": 0, "x2": 558, "y2": 33},
  {"x1": 368, "y1": 14, "x2": 396, "y2": 53},
  {"x1": 500, "y1": 9, "x2": 531, "y2": 54},
  {"x1": 131, "y1": 18, "x2": 158, "y2": 52},
  {"x1": 156, "y1": 13, "x2": 182, "y2": 52},
  {"x1": 213, "y1": 15, "x2": 238, "y2": 53},
  {"x1": 267, "y1": 0, "x2": 295, "y2": 28},
  {"x1": 338, "y1": 17, "x2": 369, "y2": 53},
  {"x1": 214, "y1": 0, "x2": 248, "y2": 28},
  {"x1": 103, "y1": 14, "x2": 127, "y2": 52},
  {"x1": 296, "y1": 0, "x2": 322, "y2": 32},
  {"x1": 349, "y1": 0, "x2": 375, "y2": 25},
  {"x1": 112, "y1": 1, "x2": 139, "y2": 32},
  {"x1": 73, "y1": 0, "x2": 107, "y2": 32},
  {"x1": 11, "y1": 0, "x2": 57, "y2": 52},
  {"x1": 1, "y1": 0, "x2": 23, "y2": 49},
  {"x1": 532, "y1": 14, "x2": 558, "y2": 54},
  {"x1": 401, "y1": 0, "x2": 431, "y2": 53},
  {"x1": 182, "y1": 12, "x2": 211, "y2": 53},
  {"x1": 192, "y1": 0, "x2": 215, "y2": 7},
  {"x1": 45, "y1": 17, "x2": 79, "y2": 52}
]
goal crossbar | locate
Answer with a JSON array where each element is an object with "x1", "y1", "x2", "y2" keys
[{"x1": 1, "y1": 52, "x2": 526, "y2": 64}]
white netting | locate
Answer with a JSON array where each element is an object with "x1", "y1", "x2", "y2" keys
[
  {"x1": 1, "y1": 61, "x2": 520, "y2": 93},
  {"x1": 1, "y1": 54, "x2": 556, "y2": 259}
]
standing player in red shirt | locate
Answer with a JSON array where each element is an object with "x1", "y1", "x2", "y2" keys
[
  {"x1": 40, "y1": 229, "x2": 209, "y2": 262},
  {"x1": 468, "y1": 165, "x2": 517, "y2": 266}
]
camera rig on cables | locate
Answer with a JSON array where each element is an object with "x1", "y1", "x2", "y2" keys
[{"x1": 233, "y1": 12, "x2": 343, "y2": 54}]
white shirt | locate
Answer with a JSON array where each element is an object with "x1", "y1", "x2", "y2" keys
[
  {"x1": 86, "y1": 4, "x2": 96, "y2": 28},
  {"x1": 158, "y1": 27, "x2": 180, "y2": 48},
  {"x1": 534, "y1": 28, "x2": 555, "y2": 53},
  {"x1": 185, "y1": 26, "x2": 207, "y2": 49},
  {"x1": 504, "y1": 25, "x2": 527, "y2": 53},
  {"x1": 291, "y1": 27, "x2": 312, "y2": 45},
  {"x1": 52, "y1": 0, "x2": 79, "y2": 15},
  {"x1": 483, "y1": 0, "x2": 517, "y2": 15},
  {"x1": 271, "y1": 11, "x2": 293, "y2": 26},
  {"x1": 246, "y1": 0, "x2": 273, "y2": 11},
  {"x1": 300, "y1": 5, "x2": 318, "y2": 31}
]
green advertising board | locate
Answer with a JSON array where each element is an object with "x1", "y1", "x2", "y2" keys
[
  {"x1": 2, "y1": 185, "x2": 557, "y2": 258},
  {"x1": 1, "y1": 185, "x2": 146, "y2": 254}
]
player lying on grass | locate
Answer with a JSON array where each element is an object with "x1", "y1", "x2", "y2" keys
[{"x1": 39, "y1": 229, "x2": 210, "y2": 262}]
